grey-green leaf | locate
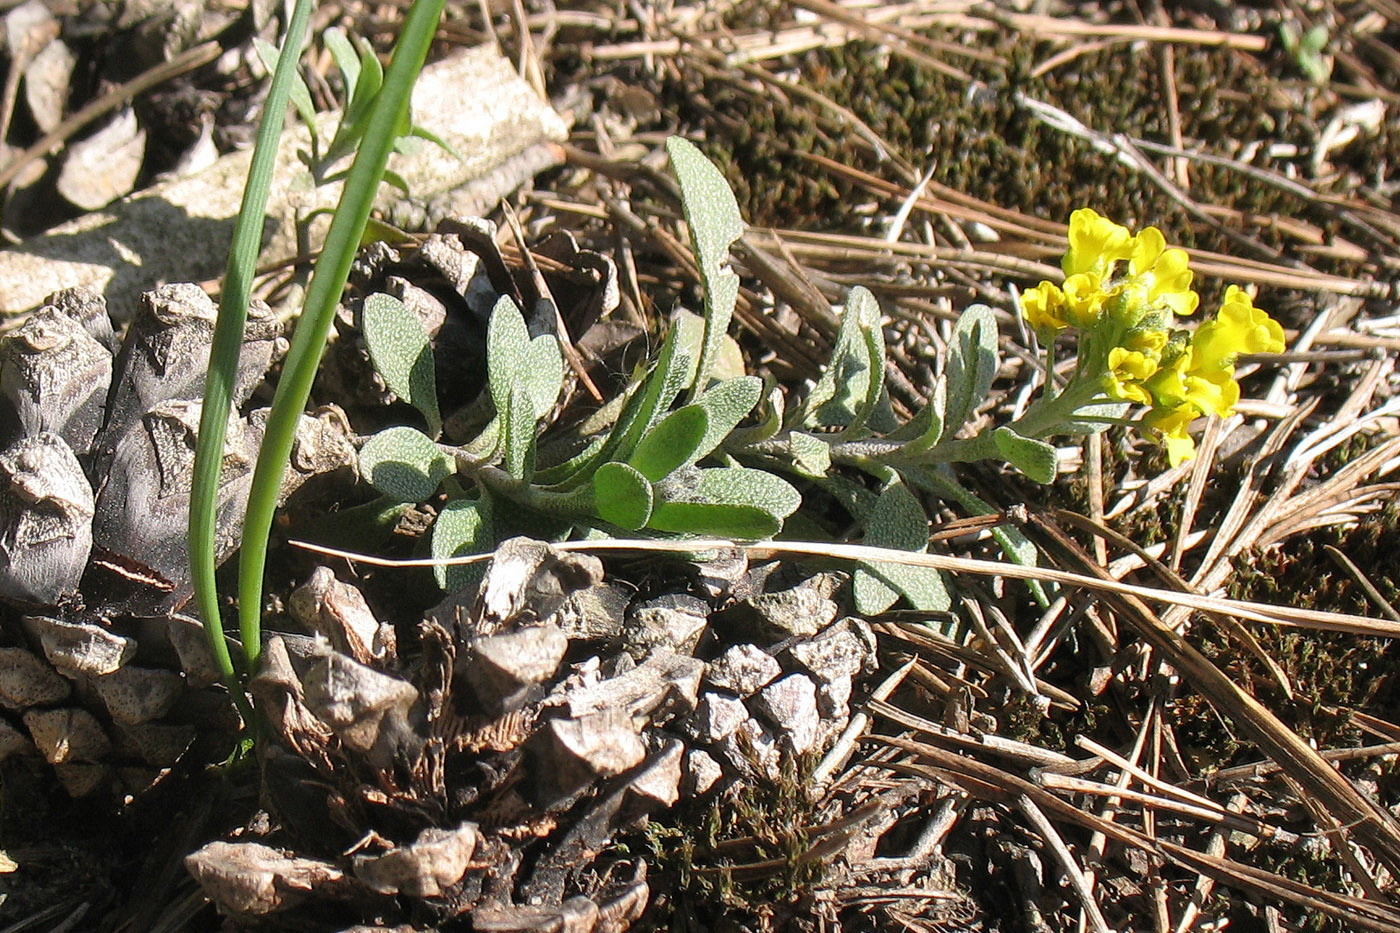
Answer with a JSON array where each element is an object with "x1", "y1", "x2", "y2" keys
[
  {"x1": 524, "y1": 333, "x2": 564, "y2": 417},
  {"x1": 431, "y1": 496, "x2": 492, "y2": 592},
  {"x1": 888, "y1": 376, "x2": 946, "y2": 452},
  {"x1": 854, "y1": 482, "x2": 948, "y2": 615},
  {"x1": 361, "y1": 292, "x2": 440, "y2": 435},
  {"x1": 487, "y1": 295, "x2": 531, "y2": 423},
  {"x1": 667, "y1": 137, "x2": 743, "y2": 402},
  {"x1": 944, "y1": 304, "x2": 1000, "y2": 435},
  {"x1": 647, "y1": 500, "x2": 781, "y2": 539},
  {"x1": 695, "y1": 466, "x2": 800, "y2": 518},
  {"x1": 358, "y1": 426, "x2": 452, "y2": 502},
  {"x1": 502, "y1": 384, "x2": 536, "y2": 481},
  {"x1": 629, "y1": 405, "x2": 709, "y2": 481},
  {"x1": 993, "y1": 426, "x2": 1058, "y2": 483},
  {"x1": 693, "y1": 375, "x2": 761, "y2": 459},
  {"x1": 322, "y1": 26, "x2": 361, "y2": 96},
  {"x1": 787, "y1": 432, "x2": 832, "y2": 478},
  {"x1": 803, "y1": 286, "x2": 884, "y2": 431},
  {"x1": 592, "y1": 461, "x2": 654, "y2": 530}
]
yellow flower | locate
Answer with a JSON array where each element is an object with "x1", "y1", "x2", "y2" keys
[
  {"x1": 1127, "y1": 226, "x2": 1199, "y2": 318},
  {"x1": 1063, "y1": 208, "x2": 1134, "y2": 279},
  {"x1": 1145, "y1": 406, "x2": 1199, "y2": 467},
  {"x1": 1021, "y1": 280, "x2": 1069, "y2": 335},
  {"x1": 1104, "y1": 348, "x2": 1157, "y2": 404},
  {"x1": 1061, "y1": 272, "x2": 1112, "y2": 328},
  {"x1": 1143, "y1": 346, "x2": 1193, "y2": 410},
  {"x1": 1191, "y1": 285, "x2": 1285, "y2": 371},
  {"x1": 1183, "y1": 367, "x2": 1239, "y2": 419}
]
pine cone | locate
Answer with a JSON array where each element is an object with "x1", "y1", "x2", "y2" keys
[
  {"x1": 186, "y1": 538, "x2": 878, "y2": 929},
  {"x1": 0, "y1": 285, "x2": 353, "y2": 797}
]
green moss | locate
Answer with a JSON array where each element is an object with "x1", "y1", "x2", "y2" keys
[{"x1": 644, "y1": 747, "x2": 829, "y2": 926}]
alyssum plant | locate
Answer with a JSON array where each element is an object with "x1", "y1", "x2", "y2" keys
[
  {"x1": 353, "y1": 142, "x2": 1286, "y2": 617},
  {"x1": 188, "y1": 6, "x2": 1283, "y2": 710}
]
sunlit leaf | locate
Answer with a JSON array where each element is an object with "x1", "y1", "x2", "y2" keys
[
  {"x1": 358, "y1": 425, "x2": 451, "y2": 502},
  {"x1": 360, "y1": 292, "x2": 440, "y2": 435},
  {"x1": 853, "y1": 482, "x2": 948, "y2": 615},
  {"x1": 944, "y1": 304, "x2": 1000, "y2": 435},
  {"x1": 592, "y1": 461, "x2": 654, "y2": 530},
  {"x1": 667, "y1": 137, "x2": 743, "y2": 401},
  {"x1": 431, "y1": 495, "x2": 491, "y2": 592},
  {"x1": 629, "y1": 405, "x2": 708, "y2": 481},
  {"x1": 993, "y1": 426, "x2": 1057, "y2": 483}
]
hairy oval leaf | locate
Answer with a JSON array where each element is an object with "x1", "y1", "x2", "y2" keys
[
  {"x1": 431, "y1": 496, "x2": 491, "y2": 592},
  {"x1": 667, "y1": 137, "x2": 743, "y2": 402},
  {"x1": 944, "y1": 304, "x2": 1000, "y2": 435},
  {"x1": 629, "y1": 404, "x2": 709, "y2": 482},
  {"x1": 592, "y1": 461, "x2": 654, "y2": 530},
  {"x1": 993, "y1": 426, "x2": 1057, "y2": 483},
  {"x1": 361, "y1": 292, "x2": 440, "y2": 435},
  {"x1": 358, "y1": 425, "x2": 451, "y2": 502}
]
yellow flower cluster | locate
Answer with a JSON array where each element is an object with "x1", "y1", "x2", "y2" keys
[{"x1": 1021, "y1": 209, "x2": 1286, "y2": 466}]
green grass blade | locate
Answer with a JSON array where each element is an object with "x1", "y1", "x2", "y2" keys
[
  {"x1": 237, "y1": 0, "x2": 444, "y2": 674},
  {"x1": 188, "y1": 0, "x2": 314, "y2": 719}
]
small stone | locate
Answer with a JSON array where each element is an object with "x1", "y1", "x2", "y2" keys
[
  {"x1": 622, "y1": 593, "x2": 708, "y2": 659},
  {"x1": 817, "y1": 673, "x2": 854, "y2": 718},
  {"x1": 686, "y1": 692, "x2": 748, "y2": 744},
  {"x1": 115, "y1": 721, "x2": 195, "y2": 768},
  {"x1": 529, "y1": 709, "x2": 646, "y2": 809},
  {"x1": 0, "y1": 718, "x2": 31, "y2": 762},
  {"x1": 555, "y1": 580, "x2": 629, "y2": 640},
  {"x1": 54, "y1": 761, "x2": 111, "y2": 797},
  {"x1": 752, "y1": 674, "x2": 820, "y2": 754},
  {"x1": 704, "y1": 643, "x2": 780, "y2": 696},
  {"x1": 723, "y1": 581, "x2": 838, "y2": 641},
  {"x1": 289, "y1": 567, "x2": 395, "y2": 666},
  {"x1": 186, "y1": 841, "x2": 345, "y2": 916},
  {"x1": 463, "y1": 623, "x2": 568, "y2": 713},
  {"x1": 785, "y1": 617, "x2": 877, "y2": 684},
  {"x1": 165, "y1": 614, "x2": 222, "y2": 688},
  {"x1": 684, "y1": 748, "x2": 723, "y2": 796},
  {"x1": 564, "y1": 649, "x2": 703, "y2": 721},
  {"x1": 718, "y1": 718, "x2": 781, "y2": 780}
]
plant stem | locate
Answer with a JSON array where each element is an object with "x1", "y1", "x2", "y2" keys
[
  {"x1": 189, "y1": 0, "x2": 313, "y2": 723},
  {"x1": 237, "y1": 0, "x2": 444, "y2": 674}
]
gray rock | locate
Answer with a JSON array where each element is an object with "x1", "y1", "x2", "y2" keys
[
  {"x1": 686, "y1": 692, "x2": 748, "y2": 744},
  {"x1": 704, "y1": 643, "x2": 780, "y2": 696},
  {"x1": 565, "y1": 649, "x2": 703, "y2": 721},
  {"x1": 463, "y1": 623, "x2": 568, "y2": 714},
  {"x1": 353, "y1": 822, "x2": 481, "y2": 897},
  {"x1": 725, "y1": 582, "x2": 838, "y2": 641},
  {"x1": 785, "y1": 617, "x2": 877, "y2": 685},
  {"x1": 683, "y1": 747, "x2": 723, "y2": 796},
  {"x1": 623, "y1": 593, "x2": 708, "y2": 659},
  {"x1": 752, "y1": 674, "x2": 820, "y2": 754},
  {"x1": 817, "y1": 673, "x2": 854, "y2": 719},
  {"x1": 555, "y1": 580, "x2": 629, "y2": 641},
  {"x1": 0, "y1": 718, "x2": 31, "y2": 762},
  {"x1": 529, "y1": 709, "x2": 646, "y2": 808},
  {"x1": 23, "y1": 706, "x2": 110, "y2": 763},
  {"x1": 718, "y1": 717, "x2": 781, "y2": 780}
]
